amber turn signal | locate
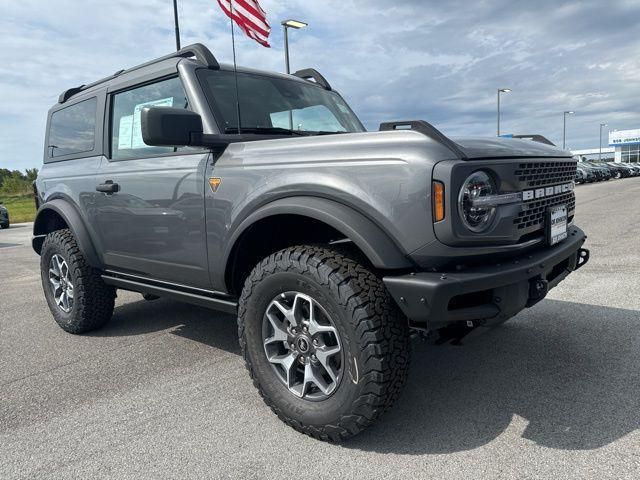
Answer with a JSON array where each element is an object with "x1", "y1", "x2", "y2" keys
[{"x1": 432, "y1": 181, "x2": 445, "y2": 222}]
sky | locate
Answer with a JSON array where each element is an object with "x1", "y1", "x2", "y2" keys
[{"x1": 1, "y1": 0, "x2": 639, "y2": 170}]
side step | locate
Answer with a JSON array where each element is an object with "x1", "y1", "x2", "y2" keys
[{"x1": 101, "y1": 273, "x2": 238, "y2": 314}]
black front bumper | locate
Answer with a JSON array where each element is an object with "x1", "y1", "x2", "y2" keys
[{"x1": 384, "y1": 226, "x2": 589, "y2": 329}]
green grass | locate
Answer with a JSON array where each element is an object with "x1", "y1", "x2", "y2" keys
[{"x1": 0, "y1": 194, "x2": 37, "y2": 223}]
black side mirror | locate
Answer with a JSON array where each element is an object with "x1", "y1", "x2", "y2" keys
[
  {"x1": 140, "y1": 106, "x2": 290, "y2": 150},
  {"x1": 141, "y1": 107, "x2": 204, "y2": 147}
]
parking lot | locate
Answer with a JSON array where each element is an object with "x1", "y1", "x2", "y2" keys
[{"x1": 1, "y1": 178, "x2": 639, "y2": 479}]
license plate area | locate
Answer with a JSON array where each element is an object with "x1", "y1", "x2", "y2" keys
[{"x1": 547, "y1": 204, "x2": 568, "y2": 246}]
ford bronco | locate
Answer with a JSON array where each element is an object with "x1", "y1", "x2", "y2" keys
[{"x1": 33, "y1": 43, "x2": 589, "y2": 441}]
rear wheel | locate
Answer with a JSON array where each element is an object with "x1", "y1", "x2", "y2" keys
[
  {"x1": 40, "y1": 229, "x2": 115, "y2": 334},
  {"x1": 238, "y1": 246, "x2": 410, "y2": 442}
]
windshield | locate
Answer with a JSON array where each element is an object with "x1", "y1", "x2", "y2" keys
[{"x1": 198, "y1": 69, "x2": 365, "y2": 135}]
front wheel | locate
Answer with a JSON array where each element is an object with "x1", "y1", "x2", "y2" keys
[{"x1": 238, "y1": 246, "x2": 410, "y2": 442}]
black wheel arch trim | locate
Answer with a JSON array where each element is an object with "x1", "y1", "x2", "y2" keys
[
  {"x1": 32, "y1": 199, "x2": 103, "y2": 269},
  {"x1": 223, "y1": 196, "x2": 414, "y2": 278}
]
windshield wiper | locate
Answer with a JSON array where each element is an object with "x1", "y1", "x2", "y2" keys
[
  {"x1": 224, "y1": 127, "x2": 310, "y2": 136},
  {"x1": 314, "y1": 131, "x2": 349, "y2": 135}
]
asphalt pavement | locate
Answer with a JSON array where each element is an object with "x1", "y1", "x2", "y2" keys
[{"x1": 1, "y1": 179, "x2": 639, "y2": 479}]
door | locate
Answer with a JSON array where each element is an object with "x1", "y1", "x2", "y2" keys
[{"x1": 94, "y1": 76, "x2": 211, "y2": 289}]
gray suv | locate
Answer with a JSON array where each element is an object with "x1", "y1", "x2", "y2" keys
[{"x1": 33, "y1": 44, "x2": 589, "y2": 441}]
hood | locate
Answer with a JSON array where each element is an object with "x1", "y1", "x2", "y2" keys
[{"x1": 450, "y1": 136, "x2": 572, "y2": 159}]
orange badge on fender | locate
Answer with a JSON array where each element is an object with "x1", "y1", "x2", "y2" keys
[{"x1": 208, "y1": 177, "x2": 222, "y2": 193}]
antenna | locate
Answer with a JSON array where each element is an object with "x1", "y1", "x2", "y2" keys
[{"x1": 230, "y1": 1, "x2": 242, "y2": 134}]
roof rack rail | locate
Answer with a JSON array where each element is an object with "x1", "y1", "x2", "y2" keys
[
  {"x1": 58, "y1": 43, "x2": 220, "y2": 104},
  {"x1": 293, "y1": 68, "x2": 332, "y2": 90}
]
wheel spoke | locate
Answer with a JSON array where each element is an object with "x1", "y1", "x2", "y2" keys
[
  {"x1": 292, "y1": 293, "x2": 311, "y2": 326},
  {"x1": 315, "y1": 345, "x2": 341, "y2": 383},
  {"x1": 303, "y1": 362, "x2": 331, "y2": 395},
  {"x1": 49, "y1": 277, "x2": 60, "y2": 291},
  {"x1": 307, "y1": 316, "x2": 337, "y2": 337},
  {"x1": 61, "y1": 292, "x2": 69, "y2": 311},
  {"x1": 271, "y1": 299, "x2": 298, "y2": 327},
  {"x1": 264, "y1": 313, "x2": 289, "y2": 346},
  {"x1": 60, "y1": 261, "x2": 69, "y2": 280},
  {"x1": 269, "y1": 352, "x2": 298, "y2": 388},
  {"x1": 66, "y1": 284, "x2": 74, "y2": 299},
  {"x1": 55, "y1": 255, "x2": 65, "y2": 276}
]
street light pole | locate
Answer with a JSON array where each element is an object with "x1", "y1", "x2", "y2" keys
[
  {"x1": 281, "y1": 20, "x2": 308, "y2": 129},
  {"x1": 599, "y1": 123, "x2": 607, "y2": 162},
  {"x1": 563, "y1": 111, "x2": 574, "y2": 149},
  {"x1": 283, "y1": 25, "x2": 290, "y2": 73},
  {"x1": 497, "y1": 88, "x2": 511, "y2": 136},
  {"x1": 281, "y1": 19, "x2": 308, "y2": 74}
]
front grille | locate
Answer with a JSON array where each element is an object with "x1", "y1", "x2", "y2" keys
[
  {"x1": 514, "y1": 161, "x2": 577, "y2": 188},
  {"x1": 514, "y1": 190, "x2": 575, "y2": 230}
]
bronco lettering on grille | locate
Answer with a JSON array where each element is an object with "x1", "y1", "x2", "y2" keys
[{"x1": 522, "y1": 182, "x2": 574, "y2": 201}]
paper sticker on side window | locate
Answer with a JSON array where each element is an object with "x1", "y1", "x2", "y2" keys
[
  {"x1": 118, "y1": 97, "x2": 174, "y2": 149},
  {"x1": 118, "y1": 115, "x2": 134, "y2": 149}
]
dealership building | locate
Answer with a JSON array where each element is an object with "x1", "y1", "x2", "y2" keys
[
  {"x1": 572, "y1": 128, "x2": 640, "y2": 162},
  {"x1": 608, "y1": 128, "x2": 640, "y2": 163}
]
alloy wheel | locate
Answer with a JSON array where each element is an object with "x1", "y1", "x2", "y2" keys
[
  {"x1": 49, "y1": 254, "x2": 74, "y2": 313},
  {"x1": 262, "y1": 291, "x2": 343, "y2": 400}
]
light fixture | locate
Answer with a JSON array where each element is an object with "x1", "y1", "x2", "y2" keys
[{"x1": 281, "y1": 19, "x2": 308, "y2": 29}]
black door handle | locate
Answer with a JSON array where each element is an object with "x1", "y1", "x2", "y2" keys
[{"x1": 96, "y1": 180, "x2": 120, "y2": 194}]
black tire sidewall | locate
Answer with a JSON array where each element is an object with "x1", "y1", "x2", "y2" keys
[
  {"x1": 40, "y1": 235, "x2": 79, "y2": 328},
  {"x1": 243, "y1": 269, "x2": 365, "y2": 427}
]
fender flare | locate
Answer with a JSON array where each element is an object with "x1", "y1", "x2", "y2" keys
[
  {"x1": 224, "y1": 196, "x2": 413, "y2": 272},
  {"x1": 32, "y1": 199, "x2": 102, "y2": 269}
]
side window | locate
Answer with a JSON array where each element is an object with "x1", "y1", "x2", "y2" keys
[
  {"x1": 48, "y1": 97, "x2": 97, "y2": 158},
  {"x1": 111, "y1": 77, "x2": 189, "y2": 160}
]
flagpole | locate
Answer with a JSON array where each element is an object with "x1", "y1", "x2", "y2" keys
[
  {"x1": 230, "y1": 1, "x2": 242, "y2": 134},
  {"x1": 172, "y1": 0, "x2": 181, "y2": 51}
]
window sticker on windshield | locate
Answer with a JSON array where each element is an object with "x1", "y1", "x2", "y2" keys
[{"x1": 123, "y1": 97, "x2": 175, "y2": 150}]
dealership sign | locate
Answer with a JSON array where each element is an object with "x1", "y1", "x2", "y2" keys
[{"x1": 609, "y1": 129, "x2": 640, "y2": 146}]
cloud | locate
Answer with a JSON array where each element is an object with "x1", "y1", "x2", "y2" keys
[{"x1": 0, "y1": 0, "x2": 639, "y2": 169}]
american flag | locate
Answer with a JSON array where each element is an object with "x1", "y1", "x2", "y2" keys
[{"x1": 216, "y1": 0, "x2": 271, "y2": 48}]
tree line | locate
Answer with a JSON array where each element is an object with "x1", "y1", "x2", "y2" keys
[{"x1": 0, "y1": 168, "x2": 39, "y2": 196}]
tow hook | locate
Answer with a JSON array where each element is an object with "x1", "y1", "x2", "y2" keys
[
  {"x1": 575, "y1": 248, "x2": 590, "y2": 270},
  {"x1": 526, "y1": 277, "x2": 548, "y2": 307}
]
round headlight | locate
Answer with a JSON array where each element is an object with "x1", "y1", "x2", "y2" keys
[{"x1": 458, "y1": 170, "x2": 497, "y2": 232}]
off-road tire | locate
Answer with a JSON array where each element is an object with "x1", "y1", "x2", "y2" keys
[
  {"x1": 238, "y1": 246, "x2": 410, "y2": 442},
  {"x1": 40, "y1": 229, "x2": 115, "y2": 334}
]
